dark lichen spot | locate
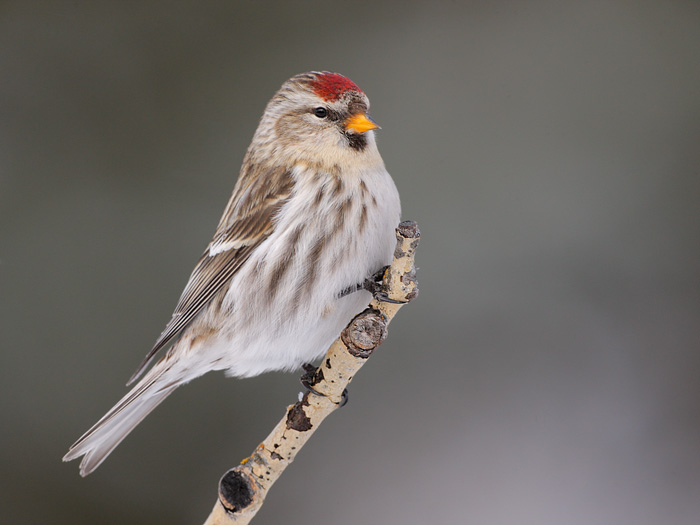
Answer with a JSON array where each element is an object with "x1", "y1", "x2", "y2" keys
[
  {"x1": 286, "y1": 402, "x2": 313, "y2": 432},
  {"x1": 219, "y1": 469, "x2": 253, "y2": 513}
]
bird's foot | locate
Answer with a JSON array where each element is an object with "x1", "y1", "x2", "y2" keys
[
  {"x1": 363, "y1": 266, "x2": 403, "y2": 304},
  {"x1": 338, "y1": 266, "x2": 403, "y2": 304},
  {"x1": 300, "y1": 363, "x2": 348, "y2": 407},
  {"x1": 300, "y1": 363, "x2": 321, "y2": 395}
]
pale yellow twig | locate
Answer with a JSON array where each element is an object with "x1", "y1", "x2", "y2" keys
[{"x1": 204, "y1": 221, "x2": 420, "y2": 525}]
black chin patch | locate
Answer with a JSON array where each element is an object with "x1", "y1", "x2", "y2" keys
[{"x1": 345, "y1": 132, "x2": 368, "y2": 151}]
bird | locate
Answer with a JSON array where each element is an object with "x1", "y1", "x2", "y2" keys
[{"x1": 63, "y1": 71, "x2": 401, "y2": 476}]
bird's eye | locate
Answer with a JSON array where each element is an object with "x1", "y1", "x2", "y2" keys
[{"x1": 313, "y1": 107, "x2": 328, "y2": 118}]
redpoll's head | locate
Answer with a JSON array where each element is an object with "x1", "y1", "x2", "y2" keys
[{"x1": 248, "y1": 72, "x2": 382, "y2": 167}]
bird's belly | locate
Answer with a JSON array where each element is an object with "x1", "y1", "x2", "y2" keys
[
  {"x1": 198, "y1": 169, "x2": 399, "y2": 378},
  {"x1": 203, "y1": 288, "x2": 371, "y2": 378}
]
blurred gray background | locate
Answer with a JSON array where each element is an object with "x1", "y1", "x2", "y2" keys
[{"x1": 2, "y1": 1, "x2": 699, "y2": 523}]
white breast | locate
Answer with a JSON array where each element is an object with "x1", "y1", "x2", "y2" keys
[{"x1": 206, "y1": 160, "x2": 400, "y2": 377}]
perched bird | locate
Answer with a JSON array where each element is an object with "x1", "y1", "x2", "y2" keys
[{"x1": 63, "y1": 71, "x2": 401, "y2": 476}]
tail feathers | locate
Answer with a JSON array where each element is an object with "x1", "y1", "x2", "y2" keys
[{"x1": 63, "y1": 376, "x2": 177, "y2": 476}]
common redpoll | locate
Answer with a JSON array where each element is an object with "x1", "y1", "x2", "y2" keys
[{"x1": 63, "y1": 71, "x2": 401, "y2": 476}]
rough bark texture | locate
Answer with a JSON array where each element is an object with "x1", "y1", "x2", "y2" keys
[{"x1": 204, "y1": 220, "x2": 420, "y2": 525}]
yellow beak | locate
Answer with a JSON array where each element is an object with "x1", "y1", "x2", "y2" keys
[{"x1": 344, "y1": 113, "x2": 380, "y2": 133}]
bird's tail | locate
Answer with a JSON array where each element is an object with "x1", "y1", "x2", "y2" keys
[{"x1": 63, "y1": 369, "x2": 178, "y2": 476}]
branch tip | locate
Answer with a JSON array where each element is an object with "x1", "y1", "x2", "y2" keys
[{"x1": 397, "y1": 220, "x2": 420, "y2": 240}]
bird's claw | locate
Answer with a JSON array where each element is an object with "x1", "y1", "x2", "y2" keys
[
  {"x1": 338, "y1": 266, "x2": 404, "y2": 303},
  {"x1": 361, "y1": 266, "x2": 386, "y2": 296},
  {"x1": 339, "y1": 388, "x2": 349, "y2": 407},
  {"x1": 300, "y1": 363, "x2": 349, "y2": 407},
  {"x1": 300, "y1": 363, "x2": 321, "y2": 395},
  {"x1": 363, "y1": 266, "x2": 404, "y2": 304}
]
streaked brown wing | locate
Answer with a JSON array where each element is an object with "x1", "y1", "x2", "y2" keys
[{"x1": 127, "y1": 165, "x2": 294, "y2": 385}]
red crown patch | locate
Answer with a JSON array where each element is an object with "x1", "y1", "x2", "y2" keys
[{"x1": 310, "y1": 72, "x2": 363, "y2": 102}]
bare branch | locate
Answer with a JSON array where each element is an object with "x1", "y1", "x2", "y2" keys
[{"x1": 204, "y1": 221, "x2": 420, "y2": 525}]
